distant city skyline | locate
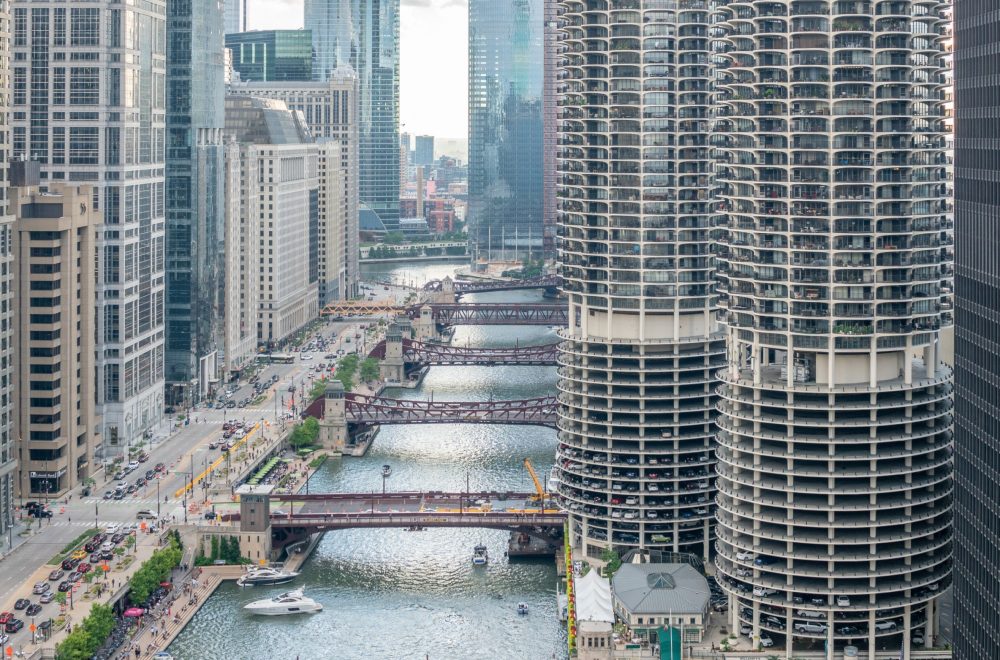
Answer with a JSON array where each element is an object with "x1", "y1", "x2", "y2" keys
[{"x1": 248, "y1": 0, "x2": 467, "y2": 140}]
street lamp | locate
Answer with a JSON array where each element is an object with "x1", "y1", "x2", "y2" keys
[{"x1": 156, "y1": 480, "x2": 160, "y2": 520}]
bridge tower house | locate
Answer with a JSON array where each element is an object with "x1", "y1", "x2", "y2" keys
[
  {"x1": 236, "y1": 484, "x2": 273, "y2": 563},
  {"x1": 432, "y1": 276, "x2": 457, "y2": 303},
  {"x1": 380, "y1": 324, "x2": 406, "y2": 383},
  {"x1": 319, "y1": 381, "x2": 348, "y2": 454},
  {"x1": 413, "y1": 304, "x2": 437, "y2": 340}
]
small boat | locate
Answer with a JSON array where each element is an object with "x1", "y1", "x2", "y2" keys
[
  {"x1": 244, "y1": 589, "x2": 323, "y2": 616},
  {"x1": 152, "y1": 654, "x2": 174, "y2": 660},
  {"x1": 382, "y1": 464, "x2": 392, "y2": 477},
  {"x1": 517, "y1": 602, "x2": 529, "y2": 615},
  {"x1": 236, "y1": 566, "x2": 300, "y2": 587},
  {"x1": 472, "y1": 544, "x2": 489, "y2": 566}
]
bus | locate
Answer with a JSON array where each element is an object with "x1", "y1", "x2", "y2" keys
[{"x1": 258, "y1": 353, "x2": 296, "y2": 364}]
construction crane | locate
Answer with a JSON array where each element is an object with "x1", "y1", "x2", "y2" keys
[{"x1": 523, "y1": 458, "x2": 545, "y2": 501}]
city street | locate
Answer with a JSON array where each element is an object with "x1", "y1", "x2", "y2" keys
[{"x1": 0, "y1": 281, "x2": 413, "y2": 650}]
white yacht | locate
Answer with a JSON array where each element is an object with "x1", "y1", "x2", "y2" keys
[
  {"x1": 244, "y1": 589, "x2": 323, "y2": 616},
  {"x1": 236, "y1": 566, "x2": 300, "y2": 587},
  {"x1": 472, "y1": 544, "x2": 489, "y2": 566}
]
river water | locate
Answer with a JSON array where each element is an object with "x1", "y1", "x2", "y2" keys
[{"x1": 168, "y1": 262, "x2": 567, "y2": 660}]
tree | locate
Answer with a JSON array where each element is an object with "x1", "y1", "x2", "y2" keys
[
  {"x1": 289, "y1": 417, "x2": 320, "y2": 451},
  {"x1": 384, "y1": 231, "x2": 405, "y2": 244},
  {"x1": 359, "y1": 358, "x2": 380, "y2": 383}
]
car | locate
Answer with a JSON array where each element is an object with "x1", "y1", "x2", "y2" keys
[
  {"x1": 105, "y1": 523, "x2": 122, "y2": 534},
  {"x1": 0, "y1": 613, "x2": 11, "y2": 625},
  {"x1": 13, "y1": 599, "x2": 28, "y2": 611},
  {"x1": 113, "y1": 490, "x2": 125, "y2": 500},
  {"x1": 126, "y1": 484, "x2": 139, "y2": 494},
  {"x1": 145, "y1": 470, "x2": 156, "y2": 480},
  {"x1": 646, "y1": 511, "x2": 658, "y2": 519},
  {"x1": 4, "y1": 619, "x2": 23, "y2": 634},
  {"x1": 111, "y1": 533, "x2": 125, "y2": 544},
  {"x1": 113, "y1": 471, "x2": 126, "y2": 481},
  {"x1": 135, "y1": 478, "x2": 146, "y2": 488},
  {"x1": 155, "y1": 462, "x2": 166, "y2": 473},
  {"x1": 736, "y1": 551, "x2": 755, "y2": 561},
  {"x1": 89, "y1": 552, "x2": 101, "y2": 563},
  {"x1": 796, "y1": 609, "x2": 825, "y2": 619},
  {"x1": 137, "y1": 453, "x2": 149, "y2": 463},
  {"x1": 100, "y1": 549, "x2": 114, "y2": 561},
  {"x1": 47, "y1": 570, "x2": 64, "y2": 582},
  {"x1": 57, "y1": 581, "x2": 72, "y2": 592},
  {"x1": 874, "y1": 621, "x2": 897, "y2": 632},
  {"x1": 755, "y1": 556, "x2": 777, "y2": 566},
  {"x1": 67, "y1": 571, "x2": 82, "y2": 583},
  {"x1": 836, "y1": 596, "x2": 851, "y2": 607},
  {"x1": 61, "y1": 558, "x2": 79, "y2": 571},
  {"x1": 760, "y1": 634, "x2": 774, "y2": 648},
  {"x1": 740, "y1": 624, "x2": 752, "y2": 636},
  {"x1": 33, "y1": 508, "x2": 53, "y2": 518},
  {"x1": 753, "y1": 587, "x2": 778, "y2": 597},
  {"x1": 77, "y1": 563, "x2": 92, "y2": 574},
  {"x1": 84, "y1": 540, "x2": 100, "y2": 553},
  {"x1": 38, "y1": 592, "x2": 54, "y2": 604},
  {"x1": 838, "y1": 626, "x2": 861, "y2": 636},
  {"x1": 736, "y1": 567, "x2": 752, "y2": 577},
  {"x1": 127, "y1": 460, "x2": 140, "y2": 470},
  {"x1": 794, "y1": 622, "x2": 827, "y2": 634},
  {"x1": 102, "y1": 491, "x2": 114, "y2": 500},
  {"x1": 136, "y1": 510, "x2": 158, "y2": 520},
  {"x1": 32, "y1": 581, "x2": 49, "y2": 595},
  {"x1": 912, "y1": 631, "x2": 925, "y2": 645},
  {"x1": 301, "y1": 355, "x2": 313, "y2": 361},
  {"x1": 71, "y1": 549, "x2": 88, "y2": 561},
  {"x1": 25, "y1": 604, "x2": 41, "y2": 617}
]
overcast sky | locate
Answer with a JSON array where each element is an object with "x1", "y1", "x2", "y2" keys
[{"x1": 249, "y1": 0, "x2": 468, "y2": 139}]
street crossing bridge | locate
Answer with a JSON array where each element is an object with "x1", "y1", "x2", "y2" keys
[
  {"x1": 367, "y1": 338, "x2": 559, "y2": 366},
  {"x1": 423, "y1": 275, "x2": 562, "y2": 295},
  {"x1": 320, "y1": 301, "x2": 568, "y2": 326}
]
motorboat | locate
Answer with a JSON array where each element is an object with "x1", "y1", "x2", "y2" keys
[
  {"x1": 547, "y1": 466, "x2": 560, "y2": 494},
  {"x1": 472, "y1": 544, "x2": 489, "y2": 566},
  {"x1": 236, "y1": 566, "x2": 300, "y2": 587},
  {"x1": 244, "y1": 589, "x2": 323, "y2": 616},
  {"x1": 517, "y1": 602, "x2": 529, "y2": 615},
  {"x1": 382, "y1": 464, "x2": 392, "y2": 477}
]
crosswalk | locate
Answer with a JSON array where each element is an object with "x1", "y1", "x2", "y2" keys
[{"x1": 82, "y1": 497, "x2": 181, "y2": 505}]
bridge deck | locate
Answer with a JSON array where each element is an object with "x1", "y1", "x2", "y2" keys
[{"x1": 368, "y1": 339, "x2": 559, "y2": 366}]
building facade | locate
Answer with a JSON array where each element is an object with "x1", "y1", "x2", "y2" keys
[
  {"x1": 225, "y1": 30, "x2": 313, "y2": 83},
  {"x1": 222, "y1": 140, "x2": 257, "y2": 380},
  {"x1": 165, "y1": 0, "x2": 228, "y2": 404},
  {"x1": 556, "y1": 1, "x2": 721, "y2": 563},
  {"x1": 953, "y1": 0, "x2": 1000, "y2": 657},
  {"x1": 228, "y1": 77, "x2": 360, "y2": 304},
  {"x1": 224, "y1": 96, "x2": 319, "y2": 348},
  {"x1": 224, "y1": 0, "x2": 245, "y2": 35},
  {"x1": 13, "y1": 180, "x2": 100, "y2": 497},
  {"x1": 469, "y1": 0, "x2": 543, "y2": 255},
  {"x1": 0, "y1": 0, "x2": 13, "y2": 542},
  {"x1": 414, "y1": 135, "x2": 434, "y2": 167},
  {"x1": 305, "y1": 0, "x2": 400, "y2": 231},
  {"x1": 12, "y1": 1, "x2": 167, "y2": 455},
  {"x1": 713, "y1": 2, "x2": 953, "y2": 656},
  {"x1": 542, "y1": 0, "x2": 558, "y2": 258}
]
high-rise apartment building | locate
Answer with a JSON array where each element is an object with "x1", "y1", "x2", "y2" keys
[
  {"x1": 12, "y1": 1, "x2": 167, "y2": 455},
  {"x1": 555, "y1": 1, "x2": 721, "y2": 563},
  {"x1": 953, "y1": 1, "x2": 1000, "y2": 657},
  {"x1": 228, "y1": 77, "x2": 360, "y2": 303},
  {"x1": 222, "y1": 140, "x2": 257, "y2": 380},
  {"x1": 12, "y1": 177, "x2": 100, "y2": 498},
  {"x1": 305, "y1": 0, "x2": 400, "y2": 231},
  {"x1": 713, "y1": 2, "x2": 953, "y2": 657},
  {"x1": 225, "y1": 96, "x2": 320, "y2": 348},
  {"x1": 414, "y1": 135, "x2": 434, "y2": 167},
  {"x1": 225, "y1": 30, "x2": 313, "y2": 83},
  {"x1": 224, "y1": 0, "x2": 245, "y2": 35},
  {"x1": 469, "y1": 0, "x2": 543, "y2": 255},
  {"x1": 541, "y1": 0, "x2": 558, "y2": 258},
  {"x1": 165, "y1": 0, "x2": 228, "y2": 405},
  {"x1": 0, "y1": 0, "x2": 13, "y2": 542}
]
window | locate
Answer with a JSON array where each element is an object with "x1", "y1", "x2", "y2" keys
[
  {"x1": 70, "y1": 8, "x2": 100, "y2": 46},
  {"x1": 69, "y1": 127, "x2": 100, "y2": 165},
  {"x1": 69, "y1": 68, "x2": 100, "y2": 105}
]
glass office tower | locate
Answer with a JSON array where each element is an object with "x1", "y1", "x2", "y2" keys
[
  {"x1": 714, "y1": 1, "x2": 953, "y2": 657},
  {"x1": 305, "y1": 0, "x2": 400, "y2": 231},
  {"x1": 225, "y1": 30, "x2": 313, "y2": 83},
  {"x1": 953, "y1": 0, "x2": 1000, "y2": 658},
  {"x1": 469, "y1": 0, "x2": 543, "y2": 256},
  {"x1": 224, "y1": 0, "x2": 244, "y2": 34},
  {"x1": 165, "y1": 0, "x2": 228, "y2": 404}
]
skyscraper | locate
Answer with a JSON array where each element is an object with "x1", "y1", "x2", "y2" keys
[
  {"x1": 713, "y1": 2, "x2": 953, "y2": 657},
  {"x1": 12, "y1": 1, "x2": 168, "y2": 455},
  {"x1": 953, "y1": 1, "x2": 1000, "y2": 657},
  {"x1": 555, "y1": 1, "x2": 721, "y2": 563},
  {"x1": 414, "y1": 135, "x2": 434, "y2": 167},
  {"x1": 305, "y1": 0, "x2": 400, "y2": 231},
  {"x1": 224, "y1": 0, "x2": 245, "y2": 35},
  {"x1": 541, "y1": 0, "x2": 558, "y2": 258},
  {"x1": 469, "y1": 0, "x2": 543, "y2": 255},
  {"x1": 0, "y1": 0, "x2": 14, "y2": 540},
  {"x1": 165, "y1": 0, "x2": 228, "y2": 405},
  {"x1": 225, "y1": 30, "x2": 313, "y2": 83}
]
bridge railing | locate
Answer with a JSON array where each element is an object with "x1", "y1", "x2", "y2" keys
[
  {"x1": 271, "y1": 511, "x2": 567, "y2": 528},
  {"x1": 270, "y1": 490, "x2": 538, "y2": 502}
]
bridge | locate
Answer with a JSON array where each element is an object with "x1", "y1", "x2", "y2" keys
[
  {"x1": 301, "y1": 393, "x2": 559, "y2": 428},
  {"x1": 426, "y1": 303, "x2": 567, "y2": 326},
  {"x1": 367, "y1": 338, "x2": 560, "y2": 366},
  {"x1": 423, "y1": 275, "x2": 562, "y2": 295},
  {"x1": 319, "y1": 300, "x2": 567, "y2": 327}
]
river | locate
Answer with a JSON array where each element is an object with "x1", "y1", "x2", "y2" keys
[{"x1": 167, "y1": 262, "x2": 567, "y2": 660}]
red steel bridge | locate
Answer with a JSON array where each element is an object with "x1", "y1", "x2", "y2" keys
[
  {"x1": 423, "y1": 275, "x2": 562, "y2": 295},
  {"x1": 367, "y1": 338, "x2": 559, "y2": 366},
  {"x1": 419, "y1": 303, "x2": 567, "y2": 326}
]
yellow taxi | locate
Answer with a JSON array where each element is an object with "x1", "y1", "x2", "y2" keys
[{"x1": 70, "y1": 549, "x2": 88, "y2": 561}]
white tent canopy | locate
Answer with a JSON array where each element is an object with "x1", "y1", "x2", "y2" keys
[{"x1": 576, "y1": 569, "x2": 615, "y2": 623}]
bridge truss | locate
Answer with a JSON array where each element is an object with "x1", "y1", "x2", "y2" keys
[
  {"x1": 345, "y1": 393, "x2": 559, "y2": 428},
  {"x1": 368, "y1": 338, "x2": 559, "y2": 366}
]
